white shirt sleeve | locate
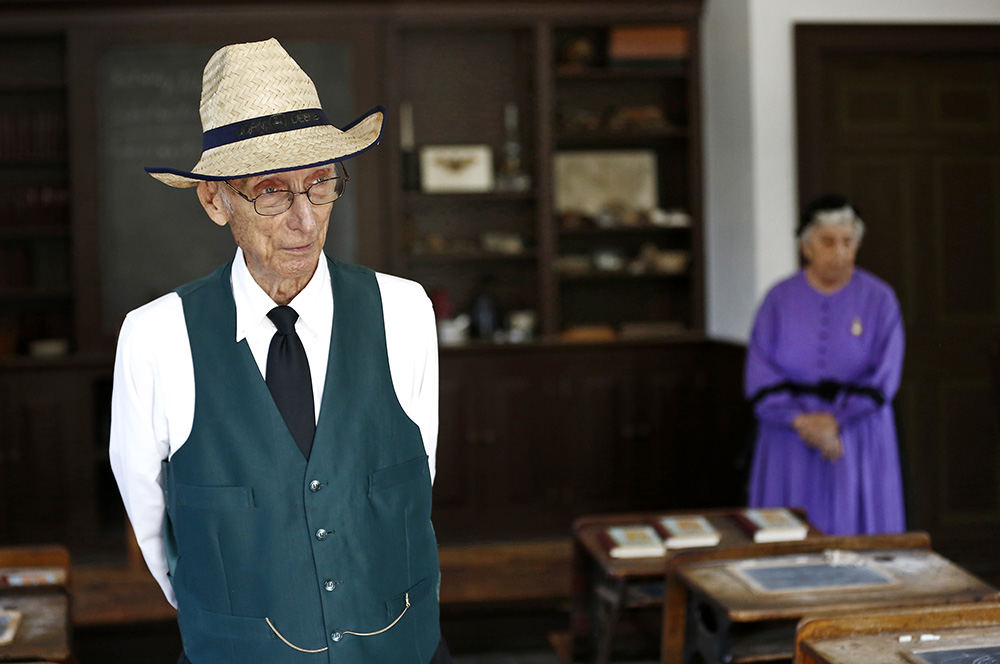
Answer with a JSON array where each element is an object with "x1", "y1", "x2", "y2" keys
[
  {"x1": 108, "y1": 293, "x2": 191, "y2": 609},
  {"x1": 377, "y1": 273, "x2": 440, "y2": 483}
]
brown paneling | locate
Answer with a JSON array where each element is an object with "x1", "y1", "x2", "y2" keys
[
  {"x1": 935, "y1": 157, "x2": 997, "y2": 317},
  {"x1": 432, "y1": 340, "x2": 747, "y2": 544},
  {"x1": 939, "y1": 382, "x2": 1000, "y2": 515}
]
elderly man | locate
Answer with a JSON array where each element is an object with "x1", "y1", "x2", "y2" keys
[{"x1": 109, "y1": 38, "x2": 447, "y2": 663}]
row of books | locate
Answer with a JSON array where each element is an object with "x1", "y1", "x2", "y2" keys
[
  {"x1": 0, "y1": 111, "x2": 67, "y2": 162},
  {"x1": 603, "y1": 508, "x2": 808, "y2": 559},
  {"x1": 0, "y1": 243, "x2": 71, "y2": 291},
  {"x1": 0, "y1": 185, "x2": 70, "y2": 226}
]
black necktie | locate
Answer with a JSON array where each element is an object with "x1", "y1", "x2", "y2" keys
[{"x1": 265, "y1": 306, "x2": 316, "y2": 459}]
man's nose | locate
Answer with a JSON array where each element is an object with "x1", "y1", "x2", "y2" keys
[{"x1": 285, "y1": 192, "x2": 317, "y2": 230}]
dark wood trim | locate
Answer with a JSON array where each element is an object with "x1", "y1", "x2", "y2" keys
[
  {"x1": 686, "y1": 14, "x2": 705, "y2": 331},
  {"x1": 534, "y1": 21, "x2": 557, "y2": 337}
]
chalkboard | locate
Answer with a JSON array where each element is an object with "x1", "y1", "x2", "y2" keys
[
  {"x1": 98, "y1": 40, "x2": 357, "y2": 331},
  {"x1": 907, "y1": 645, "x2": 1000, "y2": 664},
  {"x1": 733, "y1": 561, "x2": 895, "y2": 593}
]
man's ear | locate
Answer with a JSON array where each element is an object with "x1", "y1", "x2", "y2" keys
[{"x1": 197, "y1": 181, "x2": 230, "y2": 227}]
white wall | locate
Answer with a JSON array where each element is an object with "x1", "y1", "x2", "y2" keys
[{"x1": 702, "y1": 0, "x2": 1000, "y2": 341}]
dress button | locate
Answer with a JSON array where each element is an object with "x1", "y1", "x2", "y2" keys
[
  {"x1": 315, "y1": 528, "x2": 329, "y2": 541},
  {"x1": 324, "y1": 579, "x2": 337, "y2": 592},
  {"x1": 309, "y1": 480, "x2": 322, "y2": 492},
  {"x1": 331, "y1": 631, "x2": 343, "y2": 642},
  {"x1": 819, "y1": 331, "x2": 828, "y2": 340},
  {"x1": 818, "y1": 345, "x2": 826, "y2": 354}
]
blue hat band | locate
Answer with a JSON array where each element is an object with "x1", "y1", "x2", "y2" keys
[{"x1": 202, "y1": 108, "x2": 330, "y2": 151}]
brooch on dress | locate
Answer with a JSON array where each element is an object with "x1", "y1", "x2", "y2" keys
[{"x1": 851, "y1": 317, "x2": 863, "y2": 337}]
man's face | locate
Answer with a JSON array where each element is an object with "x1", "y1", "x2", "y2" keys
[{"x1": 216, "y1": 165, "x2": 335, "y2": 287}]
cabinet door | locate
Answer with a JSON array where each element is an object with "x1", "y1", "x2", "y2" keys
[
  {"x1": 0, "y1": 370, "x2": 95, "y2": 545},
  {"x1": 556, "y1": 351, "x2": 634, "y2": 514},
  {"x1": 432, "y1": 356, "x2": 479, "y2": 535},
  {"x1": 472, "y1": 356, "x2": 561, "y2": 535},
  {"x1": 630, "y1": 348, "x2": 699, "y2": 507}
]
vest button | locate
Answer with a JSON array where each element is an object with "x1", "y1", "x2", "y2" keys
[
  {"x1": 315, "y1": 528, "x2": 329, "y2": 541},
  {"x1": 324, "y1": 579, "x2": 337, "y2": 591},
  {"x1": 331, "y1": 631, "x2": 343, "y2": 642},
  {"x1": 309, "y1": 480, "x2": 323, "y2": 492}
]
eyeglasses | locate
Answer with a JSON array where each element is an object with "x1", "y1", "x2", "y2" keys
[{"x1": 223, "y1": 164, "x2": 350, "y2": 216}]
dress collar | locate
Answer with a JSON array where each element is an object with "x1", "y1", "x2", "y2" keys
[{"x1": 231, "y1": 247, "x2": 332, "y2": 342}]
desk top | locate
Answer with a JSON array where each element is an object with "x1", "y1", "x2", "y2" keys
[
  {"x1": 573, "y1": 508, "x2": 819, "y2": 580},
  {"x1": 803, "y1": 625, "x2": 1000, "y2": 664},
  {"x1": 678, "y1": 549, "x2": 998, "y2": 622},
  {"x1": 0, "y1": 592, "x2": 70, "y2": 662}
]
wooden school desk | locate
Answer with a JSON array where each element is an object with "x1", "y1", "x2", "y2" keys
[
  {"x1": 663, "y1": 532, "x2": 998, "y2": 664},
  {"x1": 0, "y1": 546, "x2": 72, "y2": 663},
  {"x1": 794, "y1": 602, "x2": 1000, "y2": 664},
  {"x1": 566, "y1": 507, "x2": 820, "y2": 664}
]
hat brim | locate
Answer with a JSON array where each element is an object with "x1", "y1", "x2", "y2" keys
[{"x1": 145, "y1": 106, "x2": 384, "y2": 188}]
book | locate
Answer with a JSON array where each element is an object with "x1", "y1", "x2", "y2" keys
[
  {"x1": 602, "y1": 525, "x2": 666, "y2": 559},
  {"x1": 0, "y1": 609, "x2": 21, "y2": 646},
  {"x1": 735, "y1": 508, "x2": 808, "y2": 543},
  {"x1": 608, "y1": 25, "x2": 690, "y2": 61},
  {"x1": 0, "y1": 566, "x2": 67, "y2": 588},
  {"x1": 657, "y1": 515, "x2": 721, "y2": 549}
]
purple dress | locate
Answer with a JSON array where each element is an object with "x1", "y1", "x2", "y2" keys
[{"x1": 745, "y1": 268, "x2": 906, "y2": 535}]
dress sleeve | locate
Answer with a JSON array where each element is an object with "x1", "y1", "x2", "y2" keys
[
  {"x1": 831, "y1": 295, "x2": 905, "y2": 427},
  {"x1": 108, "y1": 312, "x2": 177, "y2": 608},
  {"x1": 745, "y1": 291, "x2": 805, "y2": 427}
]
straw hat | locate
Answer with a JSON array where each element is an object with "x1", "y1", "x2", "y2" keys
[{"x1": 145, "y1": 38, "x2": 383, "y2": 188}]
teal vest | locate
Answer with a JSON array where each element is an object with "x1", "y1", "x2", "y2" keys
[{"x1": 163, "y1": 258, "x2": 440, "y2": 663}]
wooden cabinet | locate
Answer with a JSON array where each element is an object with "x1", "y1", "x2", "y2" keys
[
  {"x1": 384, "y1": 3, "x2": 705, "y2": 340},
  {"x1": 0, "y1": 358, "x2": 116, "y2": 554},
  {"x1": 431, "y1": 340, "x2": 749, "y2": 544}
]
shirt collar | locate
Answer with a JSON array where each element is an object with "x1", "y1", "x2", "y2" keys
[{"x1": 231, "y1": 247, "x2": 333, "y2": 343}]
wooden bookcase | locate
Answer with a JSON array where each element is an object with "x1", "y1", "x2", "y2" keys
[
  {"x1": 384, "y1": 3, "x2": 705, "y2": 340},
  {"x1": 0, "y1": 36, "x2": 73, "y2": 357}
]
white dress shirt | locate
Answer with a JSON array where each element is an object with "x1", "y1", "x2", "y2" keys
[{"x1": 109, "y1": 248, "x2": 439, "y2": 608}]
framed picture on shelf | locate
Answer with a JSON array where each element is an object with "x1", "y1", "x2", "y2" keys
[
  {"x1": 553, "y1": 149, "x2": 658, "y2": 216},
  {"x1": 419, "y1": 144, "x2": 494, "y2": 193}
]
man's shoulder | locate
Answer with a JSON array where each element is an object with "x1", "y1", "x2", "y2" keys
[
  {"x1": 374, "y1": 271, "x2": 432, "y2": 313},
  {"x1": 123, "y1": 291, "x2": 185, "y2": 331},
  {"x1": 117, "y1": 292, "x2": 188, "y2": 364}
]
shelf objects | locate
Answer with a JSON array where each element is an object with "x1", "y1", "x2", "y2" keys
[
  {"x1": 553, "y1": 149, "x2": 658, "y2": 219},
  {"x1": 419, "y1": 144, "x2": 495, "y2": 193}
]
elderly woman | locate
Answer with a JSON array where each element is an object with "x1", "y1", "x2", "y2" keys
[{"x1": 745, "y1": 194, "x2": 906, "y2": 535}]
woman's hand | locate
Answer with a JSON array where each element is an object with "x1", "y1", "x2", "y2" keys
[{"x1": 793, "y1": 412, "x2": 844, "y2": 461}]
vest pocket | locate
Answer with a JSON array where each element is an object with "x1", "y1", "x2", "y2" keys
[
  {"x1": 385, "y1": 574, "x2": 434, "y2": 618},
  {"x1": 181, "y1": 604, "x2": 328, "y2": 660},
  {"x1": 175, "y1": 483, "x2": 255, "y2": 510},
  {"x1": 368, "y1": 455, "x2": 429, "y2": 495}
]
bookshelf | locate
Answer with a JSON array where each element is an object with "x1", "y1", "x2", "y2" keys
[
  {"x1": 385, "y1": 8, "x2": 705, "y2": 343},
  {"x1": 0, "y1": 36, "x2": 72, "y2": 358}
]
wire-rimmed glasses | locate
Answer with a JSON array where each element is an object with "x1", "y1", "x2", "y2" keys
[{"x1": 223, "y1": 163, "x2": 350, "y2": 216}]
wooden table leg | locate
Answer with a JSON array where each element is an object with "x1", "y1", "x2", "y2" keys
[{"x1": 594, "y1": 577, "x2": 628, "y2": 664}]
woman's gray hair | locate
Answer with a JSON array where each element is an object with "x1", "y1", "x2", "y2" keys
[{"x1": 799, "y1": 205, "x2": 865, "y2": 246}]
